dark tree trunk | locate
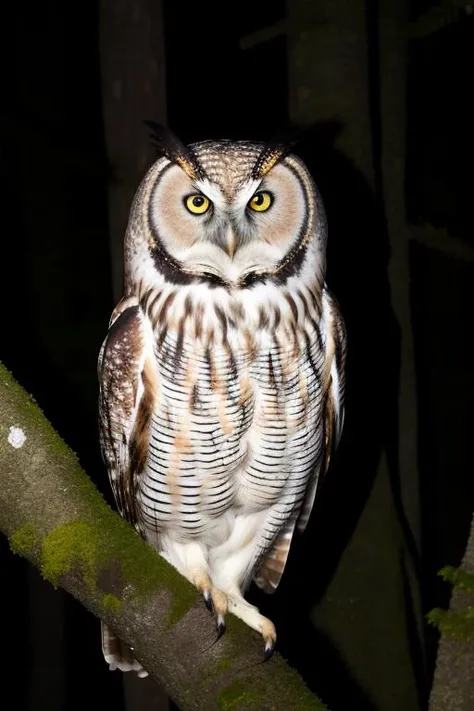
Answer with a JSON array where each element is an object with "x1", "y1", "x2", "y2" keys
[
  {"x1": 279, "y1": 1, "x2": 424, "y2": 709},
  {"x1": 99, "y1": 1, "x2": 169, "y2": 708},
  {"x1": 99, "y1": 0, "x2": 168, "y2": 301}
]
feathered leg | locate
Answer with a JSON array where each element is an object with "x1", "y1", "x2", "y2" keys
[
  {"x1": 209, "y1": 513, "x2": 278, "y2": 657},
  {"x1": 159, "y1": 537, "x2": 228, "y2": 636}
]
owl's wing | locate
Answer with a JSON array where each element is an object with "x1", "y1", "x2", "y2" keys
[
  {"x1": 253, "y1": 288, "x2": 346, "y2": 594},
  {"x1": 296, "y1": 288, "x2": 347, "y2": 534},
  {"x1": 98, "y1": 295, "x2": 157, "y2": 534},
  {"x1": 98, "y1": 295, "x2": 159, "y2": 676}
]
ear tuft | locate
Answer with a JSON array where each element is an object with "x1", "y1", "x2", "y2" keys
[
  {"x1": 251, "y1": 141, "x2": 296, "y2": 180},
  {"x1": 144, "y1": 121, "x2": 204, "y2": 180}
]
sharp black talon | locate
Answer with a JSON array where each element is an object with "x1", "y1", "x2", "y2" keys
[
  {"x1": 216, "y1": 616, "x2": 226, "y2": 640},
  {"x1": 263, "y1": 643, "x2": 275, "y2": 661},
  {"x1": 203, "y1": 590, "x2": 213, "y2": 611}
]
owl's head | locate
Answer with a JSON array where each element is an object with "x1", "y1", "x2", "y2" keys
[{"x1": 125, "y1": 125, "x2": 327, "y2": 292}]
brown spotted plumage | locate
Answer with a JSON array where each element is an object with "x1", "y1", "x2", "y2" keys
[{"x1": 98, "y1": 125, "x2": 346, "y2": 674}]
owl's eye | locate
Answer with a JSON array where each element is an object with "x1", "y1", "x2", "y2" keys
[
  {"x1": 248, "y1": 191, "x2": 273, "y2": 212},
  {"x1": 184, "y1": 193, "x2": 211, "y2": 215}
]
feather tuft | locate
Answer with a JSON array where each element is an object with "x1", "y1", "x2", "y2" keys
[
  {"x1": 251, "y1": 140, "x2": 296, "y2": 180},
  {"x1": 144, "y1": 121, "x2": 204, "y2": 180}
]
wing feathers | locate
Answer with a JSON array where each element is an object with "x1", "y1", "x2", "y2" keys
[
  {"x1": 253, "y1": 521, "x2": 297, "y2": 594},
  {"x1": 255, "y1": 288, "x2": 346, "y2": 592},
  {"x1": 127, "y1": 359, "x2": 158, "y2": 526},
  {"x1": 297, "y1": 289, "x2": 346, "y2": 535},
  {"x1": 98, "y1": 300, "x2": 157, "y2": 533}
]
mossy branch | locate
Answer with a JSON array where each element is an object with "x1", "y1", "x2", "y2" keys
[
  {"x1": 428, "y1": 515, "x2": 474, "y2": 711},
  {"x1": 0, "y1": 362, "x2": 327, "y2": 711},
  {"x1": 427, "y1": 566, "x2": 474, "y2": 642}
]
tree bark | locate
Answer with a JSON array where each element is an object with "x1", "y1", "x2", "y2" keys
[
  {"x1": 380, "y1": 0, "x2": 422, "y2": 566},
  {"x1": 379, "y1": 0, "x2": 425, "y2": 682},
  {"x1": 99, "y1": 0, "x2": 168, "y2": 301},
  {"x1": 428, "y1": 515, "x2": 474, "y2": 711},
  {"x1": 0, "y1": 362, "x2": 327, "y2": 711},
  {"x1": 287, "y1": 0, "x2": 375, "y2": 185},
  {"x1": 99, "y1": 2, "x2": 169, "y2": 707}
]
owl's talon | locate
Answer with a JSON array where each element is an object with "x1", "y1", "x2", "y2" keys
[
  {"x1": 261, "y1": 619, "x2": 277, "y2": 659},
  {"x1": 211, "y1": 588, "x2": 228, "y2": 631},
  {"x1": 203, "y1": 589, "x2": 213, "y2": 611},
  {"x1": 263, "y1": 639, "x2": 275, "y2": 661},
  {"x1": 191, "y1": 570, "x2": 215, "y2": 615},
  {"x1": 216, "y1": 614, "x2": 226, "y2": 639}
]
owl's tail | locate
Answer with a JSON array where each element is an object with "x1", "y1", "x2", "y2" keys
[{"x1": 101, "y1": 621, "x2": 148, "y2": 678}]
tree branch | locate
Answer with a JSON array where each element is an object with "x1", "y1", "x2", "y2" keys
[
  {"x1": 410, "y1": 225, "x2": 474, "y2": 262},
  {"x1": 429, "y1": 514, "x2": 474, "y2": 711},
  {"x1": 0, "y1": 362, "x2": 326, "y2": 711}
]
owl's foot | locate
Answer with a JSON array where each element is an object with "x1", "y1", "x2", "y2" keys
[
  {"x1": 228, "y1": 595, "x2": 276, "y2": 659},
  {"x1": 191, "y1": 569, "x2": 228, "y2": 637},
  {"x1": 211, "y1": 588, "x2": 228, "y2": 637}
]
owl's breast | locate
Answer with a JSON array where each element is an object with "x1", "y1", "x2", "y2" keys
[
  {"x1": 235, "y1": 334, "x2": 324, "y2": 512},
  {"x1": 138, "y1": 333, "x2": 254, "y2": 537},
  {"x1": 137, "y1": 315, "x2": 325, "y2": 541}
]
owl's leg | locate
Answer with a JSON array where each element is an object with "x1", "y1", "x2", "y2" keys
[
  {"x1": 210, "y1": 527, "x2": 277, "y2": 657},
  {"x1": 209, "y1": 572, "x2": 277, "y2": 657},
  {"x1": 159, "y1": 538, "x2": 228, "y2": 635}
]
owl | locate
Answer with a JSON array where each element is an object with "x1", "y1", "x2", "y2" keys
[{"x1": 97, "y1": 125, "x2": 346, "y2": 676}]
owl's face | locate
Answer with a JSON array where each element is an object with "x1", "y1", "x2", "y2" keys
[{"x1": 126, "y1": 128, "x2": 326, "y2": 290}]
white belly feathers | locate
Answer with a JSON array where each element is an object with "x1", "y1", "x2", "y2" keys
[{"x1": 137, "y1": 283, "x2": 326, "y2": 544}]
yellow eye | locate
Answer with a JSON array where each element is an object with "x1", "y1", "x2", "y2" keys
[
  {"x1": 185, "y1": 193, "x2": 211, "y2": 215},
  {"x1": 248, "y1": 191, "x2": 273, "y2": 212}
]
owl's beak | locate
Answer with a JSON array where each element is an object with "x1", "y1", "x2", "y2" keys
[{"x1": 222, "y1": 225, "x2": 238, "y2": 259}]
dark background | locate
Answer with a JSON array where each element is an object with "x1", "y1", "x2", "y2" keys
[{"x1": 1, "y1": 1, "x2": 473, "y2": 710}]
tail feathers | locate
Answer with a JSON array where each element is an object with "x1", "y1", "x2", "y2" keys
[
  {"x1": 101, "y1": 622, "x2": 148, "y2": 678},
  {"x1": 253, "y1": 523, "x2": 296, "y2": 594}
]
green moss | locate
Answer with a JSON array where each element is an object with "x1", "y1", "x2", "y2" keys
[
  {"x1": 215, "y1": 655, "x2": 232, "y2": 675},
  {"x1": 9, "y1": 522, "x2": 38, "y2": 555},
  {"x1": 427, "y1": 565, "x2": 474, "y2": 641},
  {"x1": 427, "y1": 607, "x2": 474, "y2": 641},
  {"x1": 42, "y1": 521, "x2": 99, "y2": 589},
  {"x1": 37, "y1": 516, "x2": 195, "y2": 625},
  {"x1": 217, "y1": 659, "x2": 327, "y2": 711},
  {"x1": 276, "y1": 661, "x2": 328, "y2": 710},
  {"x1": 439, "y1": 566, "x2": 474, "y2": 592},
  {"x1": 218, "y1": 680, "x2": 261, "y2": 710},
  {"x1": 101, "y1": 593, "x2": 123, "y2": 613},
  {"x1": 97, "y1": 513, "x2": 196, "y2": 626}
]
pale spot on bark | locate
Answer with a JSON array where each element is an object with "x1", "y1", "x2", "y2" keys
[{"x1": 8, "y1": 426, "x2": 26, "y2": 449}]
